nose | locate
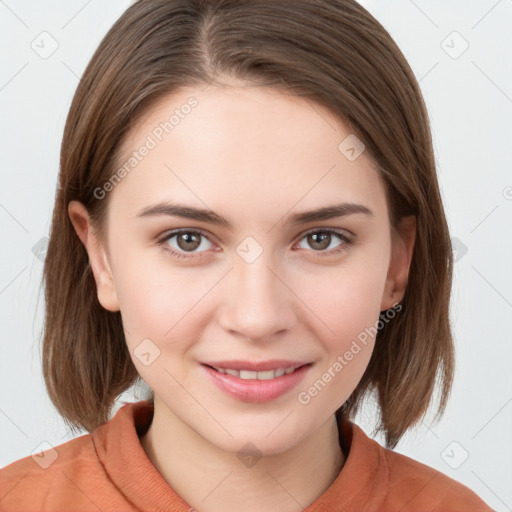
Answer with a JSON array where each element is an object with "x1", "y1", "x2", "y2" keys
[{"x1": 217, "y1": 254, "x2": 297, "y2": 342}]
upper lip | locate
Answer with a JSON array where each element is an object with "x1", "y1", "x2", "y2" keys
[{"x1": 201, "y1": 360, "x2": 312, "y2": 371}]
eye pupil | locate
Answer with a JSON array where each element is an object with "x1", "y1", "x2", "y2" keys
[
  {"x1": 308, "y1": 232, "x2": 330, "y2": 250},
  {"x1": 177, "y1": 232, "x2": 201, "y2": 251}
]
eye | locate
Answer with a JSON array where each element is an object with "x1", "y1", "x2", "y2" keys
[
  {"x1": 296, "y1": 229, "x2": 352, "y2": 255},
  {"x1": 157, "y1": 229, "x2": 214, "y2": 259},
  {"x1": 156, "y1": 227, "x2": 353, "y2": 261}
]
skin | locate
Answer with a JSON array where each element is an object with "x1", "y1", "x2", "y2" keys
[{"x1": 69, "y1": 79, "x2": 415, "y2": 512}]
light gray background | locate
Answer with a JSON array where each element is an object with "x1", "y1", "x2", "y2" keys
[{"x1": 1, "y1": 1, "x2": 511, "y2": 510}]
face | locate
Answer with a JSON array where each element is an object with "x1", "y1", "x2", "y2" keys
[{"x1": 69, "y1": 80, "x2": 413, "y2": 455}]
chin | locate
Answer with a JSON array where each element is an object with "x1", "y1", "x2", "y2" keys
[{"x1": 193, "y1": 413, "x2": 312, "y2": 457}]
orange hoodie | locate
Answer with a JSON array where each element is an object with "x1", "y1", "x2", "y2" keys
[{"x1": 0, "y1": 400, "x2": 493, "y2": 511}]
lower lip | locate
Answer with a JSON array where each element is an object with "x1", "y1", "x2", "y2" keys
[{"x1": 200, "y1": 363, "x2": 312, "y2": 403}]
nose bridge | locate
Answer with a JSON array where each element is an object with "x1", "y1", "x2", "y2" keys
[{"x1": 220, "y1": 249, "x2": 296, "y2": 340}]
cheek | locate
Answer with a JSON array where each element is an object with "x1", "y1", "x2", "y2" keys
[
  {"x1": 330, "y1": 270, "x2": 386, "y2": 341},
  {"x1": 295, "y1": 271, "x2": 384, "y2": 414},
  {"x1": 293, "y1": 246, "x2": 389, "y2": 399},
  {"x1": 302, "y1": 249, "x2": 389, "y2": 344},
  {"x1": 111, "y1": 246, "x2": 217, "y2": 353},
  {"x1": 309, "y1": 273, "x2": 382, "y2": 378}
]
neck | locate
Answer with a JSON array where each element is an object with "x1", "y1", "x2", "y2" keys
[{"x1": 140, "y1": 400, "x2": 345, "y2": 512}]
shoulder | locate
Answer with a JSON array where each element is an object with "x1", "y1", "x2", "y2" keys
[
  {"x1": 380, "y1": 446, "x2": 494, "y2": 511},
  {"x1": 333, "y1": 420, "x2": 494, "y2": 511},
  {"x1": 0, "y1": 434, "x2": 118, "y2": 511},
  {"x1": 1, "y1": 432, "x2": 94, "y2": 479}
]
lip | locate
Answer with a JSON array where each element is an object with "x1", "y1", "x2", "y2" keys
[
  {"x1": 201, "y1": 359, "x2": 310, "y2": 371},
  {"x1": 200, "y1": 362, "x2": 313, "y2": 403}
]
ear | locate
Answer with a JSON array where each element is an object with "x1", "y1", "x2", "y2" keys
[
  {"x1": 68, "y1": 200, "x2": 120, "y2": 312},
  {"x1": 381, "y1": 215, "x2": 416, "y2": 311}
]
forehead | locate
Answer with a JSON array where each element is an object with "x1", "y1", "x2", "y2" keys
[{"x1": 109, "y1": 85, "x2": 388, "y2": 226}]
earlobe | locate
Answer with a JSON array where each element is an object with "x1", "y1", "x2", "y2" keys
[
  {"x1": 381, "y1": 215, "x2": 416, "y2": 311},
  {"x1": 68, "y1": 201, "x2": 120, "y2": 312}
]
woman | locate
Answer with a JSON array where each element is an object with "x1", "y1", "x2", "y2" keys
[{"x1": 0, "y1": 1, "x2": 493, "y2": 510}]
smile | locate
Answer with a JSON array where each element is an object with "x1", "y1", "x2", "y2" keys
[
  {"x1": 209, "y1": 366, "x2": 297, "y2": 379},
  {"x1": 200, "y1": 362, "x2": 313, "y2": 402}
]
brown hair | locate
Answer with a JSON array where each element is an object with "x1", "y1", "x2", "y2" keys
[{"x1": 41, "y1": 0, "x2": 454, "y2": 449}]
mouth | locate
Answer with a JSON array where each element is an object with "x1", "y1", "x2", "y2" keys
[
  {"x1": 203, "y1": 363, "x2": 311, "y2": 380},
  {"x1": 200, "y1": 362, "x2": 313, "y2": 402}
]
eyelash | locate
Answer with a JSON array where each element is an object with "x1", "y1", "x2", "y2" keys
[{"x1": 156, "y1": 228, "x2": 354, "y2": 260}]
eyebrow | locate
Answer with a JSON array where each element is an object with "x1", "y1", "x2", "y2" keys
[{"x1": 136, "y1": 201, "x2": 374, "y2": 228}]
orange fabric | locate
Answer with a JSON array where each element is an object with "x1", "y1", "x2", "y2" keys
[{"x1": 1, "y1": 400, "x2": 493, "y2": 511}]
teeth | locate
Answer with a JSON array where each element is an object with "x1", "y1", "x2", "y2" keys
[
  {"x1": 240, "y1": 370, "x2": 258, "y2": 379},
  {"x1": 213, "y1": 366, "x2": 299, "y2": 379}
]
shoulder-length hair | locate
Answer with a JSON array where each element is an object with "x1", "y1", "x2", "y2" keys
[{"x1": 42, "y1": 0, "x2": 454, "y2": 449}]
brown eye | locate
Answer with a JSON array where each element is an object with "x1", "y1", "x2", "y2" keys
[
  {"x1": 306, "y1": 232, "x2": 332, "y2": 250},
  {"x1": 176, "y1": 232, "x2": 202, "y2": 251},
  {"x1": 158, "y1": 230, "x2": 214, "y2": 258},
  {"x1": 296, "y1": 229, "x2": 351, "y2": 254}
]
